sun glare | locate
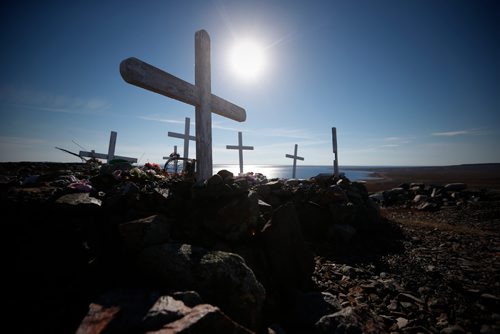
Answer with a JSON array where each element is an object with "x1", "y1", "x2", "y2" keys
[{"x1": 229, "y1": 39, "x2": 266, "y2": 81}]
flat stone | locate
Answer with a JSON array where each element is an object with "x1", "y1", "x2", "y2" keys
[
  {"x1": 76, "y1": 303, "x2": 121, "y2": 334},
  {"x1": 151, "y1": 304, "x2": 253, "y2": 334},
  {"x1": 55, "y1": 192, "x2": 102, "y2": 207},
  {"x1": 396, "y1": 317, "x2": 408, "y2": 329}
]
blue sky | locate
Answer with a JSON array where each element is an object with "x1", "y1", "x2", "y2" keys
[{"x1": 1, "y1": 0, "x2": 499, "y2": 166}]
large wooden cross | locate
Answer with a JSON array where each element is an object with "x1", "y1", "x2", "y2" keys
[
  {"x1": 168, "y1": 117, "x2": 195, "y2": 171},
  {"x1": 79, "y1": 131, "x2": 137, "y2": 163},
  {"x1": 332, "y1": 127, "x2": 339, "y2": 177},
  {"x1": 120, "y1": 30, "x2": 246, "y2": 180},
  {"x1": 226, "y1": 131, "x2": 254, "y2": 175},
  {"x1": 285, "y1": 144, "x2": 304, "y2": 179}
]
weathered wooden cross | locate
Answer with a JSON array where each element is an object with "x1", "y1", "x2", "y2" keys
[
  {"x1": 332, "y1": 127, "x2": 339, "y2": 177},
  {"x1": 226, "y1": 131, "x2": 254, "y2": 175},
  {"x1": 163, "y1": 145, "x2": 178, "y2": 172},
  {"x1": 285, "y1": 144, "x2": 304, "y2": 179},
  {"x1": 167, "y1": 117, "x2": 196, "y2": 171},
  {"x1": 120, "y1": 30, "x2": 246, "y2": 180},
  {"x1": 79, "y1": 131, "x2": 137, "y2": 163}
]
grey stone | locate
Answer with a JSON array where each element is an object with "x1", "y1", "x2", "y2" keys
[
  {"x1": 315, "y1": 307, "x2": 363, "y2": 334},
  {"x1": 155, "y1": 303, "x2": 253, "y2": 334},
  {"x1": 413, "y1": 194, "x2": 428, "y2": 203},
  {"x1": 207, "y1": 190, "x2": 260, "y2": 241},
  {"x1": 119, "y1": 215, "x2": 172, "y2": 253},
  {"x1": 440, "y1": 325, "x2": 466, "y2": 334},
  {"x1": 138, "y1": 243, "x2": 265, "y2": 330},
  {"x1": 143, "y1": 295, "x2": 192, "y2": 328},
  {"x1": 217, "y1": 169, "x2": 234, "y2": 181}
]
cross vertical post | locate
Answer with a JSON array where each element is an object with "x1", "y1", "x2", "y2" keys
[
  {"x1": 107, "y1": 131, "x2": 117, "y2": 161},
  {"x1": 332, "y1": 127, "x2": 339, "y2": 177},
  {"x1": 173, "y1": 145, "x2": 178, "y2": 172},
  {"x1": 79, "y1": 131, "x2": 137, "y2": 163},
  {"x1": 168, "y1": 117, "x2": 196, "y2": 171},
  {"x1": 285, "y1": 144, "x2": 304, "y2": 179},
  {"x1": 226, "y1": 131, "x2": 254, "y2": 174},
  {"x1": 195, "y1": 30, "x2": 212, "y2": 180}
]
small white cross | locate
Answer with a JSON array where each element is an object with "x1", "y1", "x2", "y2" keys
[
  {"x1": 163, "y1": 145, "x2": 179, "y2": 172},
  {"x1": 79, "y1": 131, "x2": 137, "y2": 163},
  {"x1": 226, "y1": 131, "x2": 254, "y2": 175},
  {"x1": 168, "y1": 117, "x2": 196, "y2": 171},
  {"x1": 285, "y1": 144, "x2": 304, "y2": 179}
]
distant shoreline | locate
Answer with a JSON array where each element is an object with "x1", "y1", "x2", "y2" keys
[
  {"x1": 1, "y1": 162, "x2": 499, "y2": 192},
  {"x1": 358, "y1": 163, "x2": 500, "y2": 192}
]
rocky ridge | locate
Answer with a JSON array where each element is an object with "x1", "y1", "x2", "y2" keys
[{"x1": 2, "y1": 162, "x2": 499, "y2": 333}]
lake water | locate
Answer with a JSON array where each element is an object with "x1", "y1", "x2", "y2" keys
[{"x1": 211, "y1": 164, "x2": 377, "y2": 181}]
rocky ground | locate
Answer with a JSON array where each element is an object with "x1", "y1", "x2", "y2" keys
[
  {"x1": 312, "y1": 204, "x2": 500, "y2": 333},
  {"x1": 2, "y1": 162, "x2": 499, "y2": 333}
]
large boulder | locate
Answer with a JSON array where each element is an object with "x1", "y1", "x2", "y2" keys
[
  {"x1": 207, "y1": 190, "x2": 260, "y2": 241},
  {"x1": 137, "y1": 243, "x2": 265, "y2": 331},
  {"x1": 118, "y1": 215, "x2": 172, "y2": 254},
  {"x1": 261, "y1": 202, "x2": 314, "y2": 292}
]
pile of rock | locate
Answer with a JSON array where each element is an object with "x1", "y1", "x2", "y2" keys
[
  {"x1": 2, "y1": 162, "x2": 391, "y2": 333},
  {"x1": 369, "y1": 182, "x2": 499, "y2": 211}
]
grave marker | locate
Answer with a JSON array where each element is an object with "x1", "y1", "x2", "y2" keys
[
  {"x1": 285, "y1": 144, "x2": 304, "y2": 179},
  {"x1": 168, "y1": 117, "x2": 195, "y2": 171},
  {"x1": 79, "y1": 131, "x2": 137, "y2": 163},
  {"x1": 226, "y1": 131, "x2": 254, "y2": 175},
  {"x1": 163, "y1": 145, "x2": 178, "y2": 172},
  {"x1": 332, "y1": 127, "x2": 339, "y2": 177},
  {"x1": 120, "y1": 30, "x2": 246, "y2": 180}
]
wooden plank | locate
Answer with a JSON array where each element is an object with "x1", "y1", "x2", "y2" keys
[
  {"x1": 79, "y1": 151, "x2": 137, "y2": 163},
  {"x1": 120, "y1": 57, "x2": 246, "y2": 122},
  {"x1": 227, "y1": 146, "x2": 254, "y2": 150},
  {"x1": 80, "y1": 151, "x2": 109, "y2": 160},
  {"x1": 285, "y1": 154, "x2": 304, "y2": 161},
  {"x1": 167, "y1": 132, "x2": 196, "y2": 141},
  {"x1": 195, "y1": 30, "x2": 213, "y2": 180},
  {"x1": 210, "y1": 94, "x2": 246, "y2": 122},
  {"x1": 108, "y1": 131, "x2": 117, "y2": 160},
  {"x1": 332, "y1": 127, "x2": 337, "y2": 154},
  {"x1": 120, "y1": 57, "x2": 198, "y2": 107},
  {"x1": 332, "y1": 127, "x2": 339, "y2": 177}
]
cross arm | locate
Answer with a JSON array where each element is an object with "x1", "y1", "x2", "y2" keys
[
  {"x1": 226, "y1": 145, "x2": 254, "y2": 150},
  {"x1": 79, "y1": 151, "x2": 109, "y2": 160},
  {"x1": 120, "y1": 57, "x2": 247, "y2": 122},
  {"x1": 120, "y1": 57, "x2": 198, "y2": 107},
  {"x1": 168, "y1": 132, "x2": 196, "y2": 141},
  {"x1": 79, "y1": 151, "x2": 138, "y2": 163},
  {"x1": 286, "y1": 154, "x2": 304, "y2": 161}
]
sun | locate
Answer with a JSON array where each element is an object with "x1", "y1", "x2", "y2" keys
[{"x1": 229, "y1": 39, "x2": 266, "y2": 81}]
